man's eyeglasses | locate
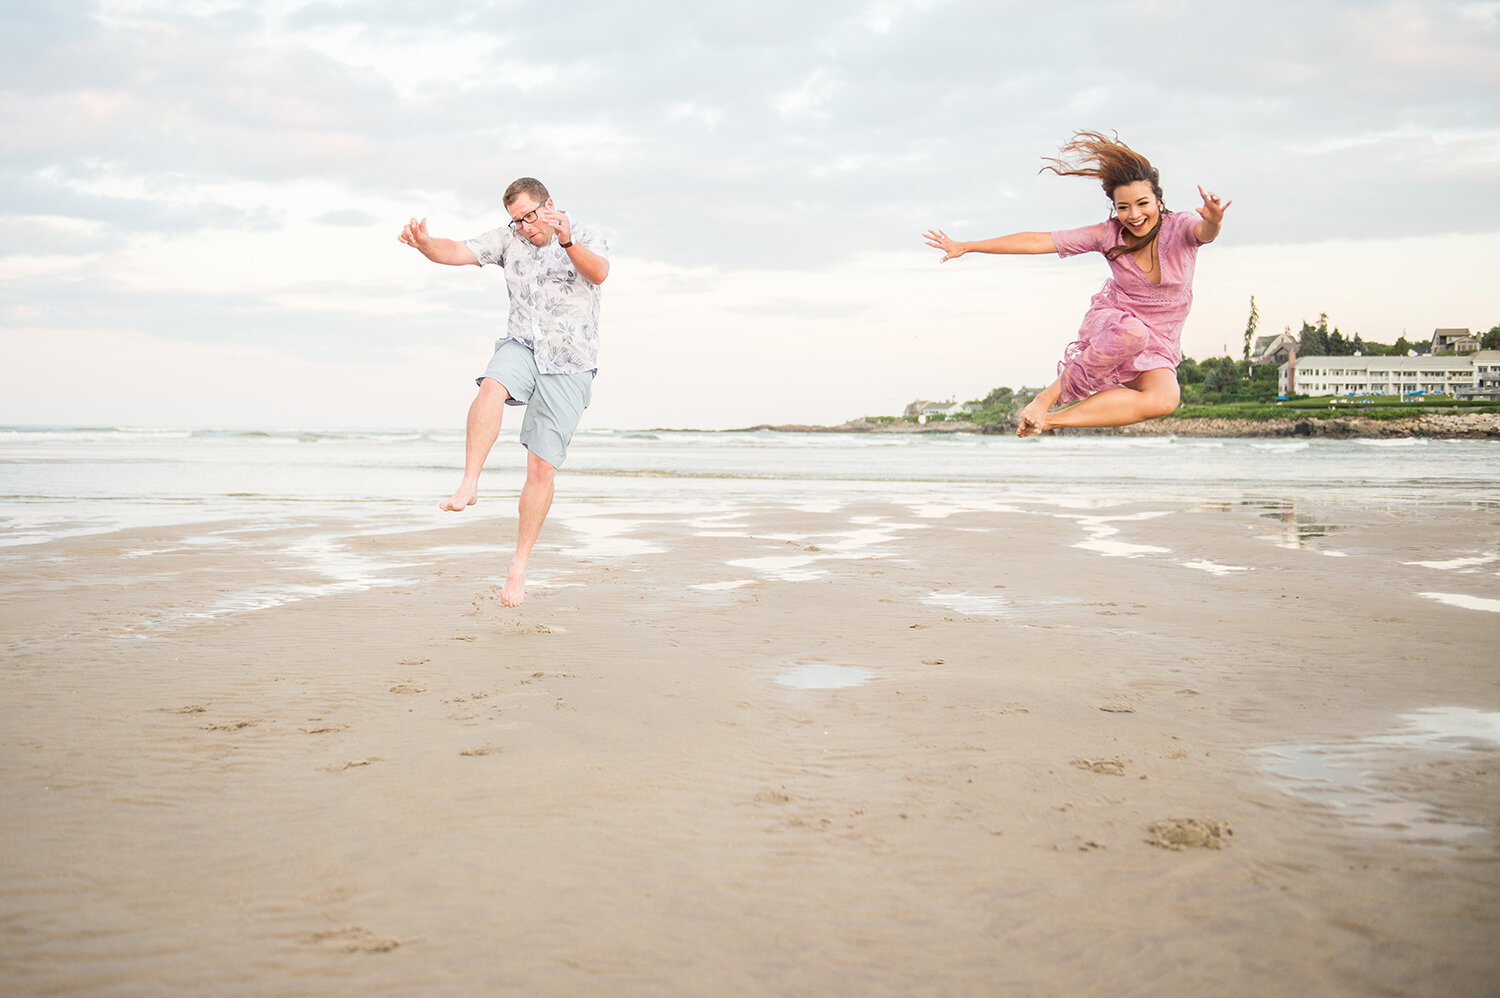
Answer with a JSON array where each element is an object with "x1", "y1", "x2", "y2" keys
[{"x1": 509, "y1": 203, "x2": 546, "y2": 229}]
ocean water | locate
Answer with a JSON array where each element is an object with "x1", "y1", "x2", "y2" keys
[{"x1": 3, "y1": 425, "x2": 1498, "y2": 550}]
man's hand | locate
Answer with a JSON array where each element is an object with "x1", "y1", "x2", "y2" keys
[
  {"x1": 537, "y1": 203, "x2": 571, "y2": 245},
  {"x1": 399, "y1": 217, "x2": 432, "y2": 252},
  {"x1": 397, "y1": 217, "x2": 478, "y2": 266}
]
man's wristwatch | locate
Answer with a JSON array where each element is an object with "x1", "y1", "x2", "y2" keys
[{"x1": 559, "y1": 238, "x2": 573, "y2": 249}]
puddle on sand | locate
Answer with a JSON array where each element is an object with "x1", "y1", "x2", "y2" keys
[
  {"x1": 923, "y1": 590, "x2": 1085, "y2": 620},
  {"x1": 1179, "y1": 559, "x2": 1250, "y2": 576},
  {"x1": 1257, "y1": 707, "x2": 1500, "y2": 845},
  {"x1": 689, "y1": 579, "x2": 754, "y2": 592},
  {"x1": 1368, "y1": 707, "x2": 1500, "y2": 748},
  {"x1": 727, "y1": 554, "x2": 826, "y2": 582},
  {"x1": 776, "y1": 664, "x2": 873, "y2": 690},
  {"x1": 1071, "y1": 512, "x2": 1173, "y2": 559},
  {"x1": 923, "y1": 590, "x2": 1011, "y2": 617},
  {"x1": 1404, "y1": 553, "x2": 1498, "y2": 572},
  {"x1": 1419, "y1": 591, "x2": 1500, "y2": 613},
  {"x1": 1248, "y1": 500, "x2": 1346, "y2": 551}
]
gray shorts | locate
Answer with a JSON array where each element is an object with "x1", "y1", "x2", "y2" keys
[{"x1": 478, "y1": 339, "x2": 593, "y2": 469}]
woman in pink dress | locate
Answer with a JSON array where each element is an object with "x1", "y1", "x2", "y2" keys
[{"x1": 923, "y1": 131, "x2": 1230, "y2": 437}]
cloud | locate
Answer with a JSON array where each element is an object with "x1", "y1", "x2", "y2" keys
[
  {"x1": 1, "y1": 0, "x2": 1497, "y2": 429},
  {"x1": 314, "y1": 209, "x2": 379, "y2": 226}
]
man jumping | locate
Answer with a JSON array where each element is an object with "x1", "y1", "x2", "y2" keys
[{"x1": 399, "y1": 177, "x2": 609, "y2": 607}]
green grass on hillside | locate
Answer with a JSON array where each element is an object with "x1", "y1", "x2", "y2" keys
[{"x1": 1172, "y1": 397, "x2": 1500, "y2": 421}]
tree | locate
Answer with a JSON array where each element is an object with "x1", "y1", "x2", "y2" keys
[
  {"x1": 1177, "y1": 356, "x2": 1204, "y2": 384},
  {"x1": 1392, "y1": 335, "x2": 1412, "y2": 356},
  {"x1": 1483, "y1": 325, "x2": 1500, "y2": 350},
  {"x1": 980, "y1": 386, "x2": 1014, "y2": 407},
  {"x1": 1298, "y1": 318, "x2": 1327, "y2": 356},
  {"x1": 1246, "y1": 363, "x2": 1280, "y2": 401},
  {"x1": 1203, "y1": 356, "x2": 1242, "y2": 396},
  {"x1": 1328, "y1": 327, "x2": 1350, "y2": 355},
  {"x1": 1242, "y1": 295, "x2": 1259, "y2": 360}
]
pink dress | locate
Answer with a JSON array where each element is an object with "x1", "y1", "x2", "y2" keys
[{"x1": 1049, "y1": 210, "x2": 1204, "y2": 403}]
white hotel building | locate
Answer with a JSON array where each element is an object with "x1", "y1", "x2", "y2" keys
[{"x1": 1280, "y1": 351, "x2": 1500, "y2": 401}]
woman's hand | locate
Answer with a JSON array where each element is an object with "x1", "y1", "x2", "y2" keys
[
  {"x1": 1196, "y1": 185, "x2": 1231, "y2": 226},
  {"x1": 923, "y1": 228, "x2": 966, "y2": 262},
  {"x1": 1193, "y1": 186, "x2": 1231, "y2": 243}
]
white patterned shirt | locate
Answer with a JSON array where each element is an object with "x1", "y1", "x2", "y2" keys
[{"x1": 464, "y1": 222, "x2": 608, "y2": 374}]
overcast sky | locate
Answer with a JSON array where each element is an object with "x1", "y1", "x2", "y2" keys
[{"x1": 3, "y1": 0, "x2": 1498, "y2": 429}]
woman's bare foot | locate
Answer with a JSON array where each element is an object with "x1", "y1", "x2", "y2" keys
[
  {"x1": 500, "y1": 559, "x2": 526, "y2": 606},
  {"x1": 439, "y1": 479, "x2": 479, "y2": 512},
  {"x1": 1017, "y1": 400, "x2": 1051, "y2": 438}
]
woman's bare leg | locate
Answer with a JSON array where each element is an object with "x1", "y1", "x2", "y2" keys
[{"x1": 1021, "y1": 368, "x2": 1181, "y2": 434}]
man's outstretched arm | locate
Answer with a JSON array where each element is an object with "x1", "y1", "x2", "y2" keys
[{"x1": 398, "y1": 217, "x2": 479, "y2": 266}]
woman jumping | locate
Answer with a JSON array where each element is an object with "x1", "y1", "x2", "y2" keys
[{"x1": 923, "y1": 131, "x2": 1229, "y2": 437}]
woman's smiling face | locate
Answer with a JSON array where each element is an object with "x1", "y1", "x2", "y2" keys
[{"x1": 1111, "y1": 180, "x2": 1160, "y2": 238}]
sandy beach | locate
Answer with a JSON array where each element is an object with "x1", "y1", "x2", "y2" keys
[{"x1": 3, "y1": 490, "x2": 1499, "y2": 995}]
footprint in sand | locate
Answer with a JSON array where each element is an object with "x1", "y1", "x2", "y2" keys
[
  {"x1": 327, "y1": 758, "x2": 380, "y2": 772},
  {"x1": 389, "y1": 683, "x2": 426, "y2": 694},
  {"x1": 1072, "y1": 757, "x2": 1126, "y2": 776},
  {"x1": 303, "y1": 927, "x2": 401, "y2": 953},
  {"x1": 201, "y1": 720, "x2": 257, "y2": 731},
  {"x1": 397, "y1": 657, "x2": 430, "y2": 666},
  {"x1": 1147, "y1": 817, "x2": 1232, "y2": 850},
  {"x1": 459, "y1": 744, "x2": 502, "y2": 756},
  {"x1": 300, "y1": 723, "x2": 348, "y2": 735},
  {"x1": 168, "y1": 704, "x2": 208, "y2": 714}
]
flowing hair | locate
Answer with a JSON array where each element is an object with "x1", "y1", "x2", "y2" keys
[{"x1": 1039, "y1": 131, "x2": 1166, "y2": 260}]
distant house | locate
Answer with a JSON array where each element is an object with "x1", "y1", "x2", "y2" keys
[
  {"x1": 1477, "y1": 353, "x2": 1500, "y2": 401},
  {"x1": 1432, "y1": 328, "x2": 1479, "y2": 353},
  {"x1": 1250, "y1": 330, "x2": 1298, "y2": 368},
  {"x1": 903, "y1": 399, "x2": 979, "y2": 421},
  {"x1": 1281, "y1": 351, "x2": 1500, "y2": 399}
]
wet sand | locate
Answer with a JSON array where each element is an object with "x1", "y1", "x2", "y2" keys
[{"x1": 3, "y1": 495, "x2": 1499, "y2": 995}]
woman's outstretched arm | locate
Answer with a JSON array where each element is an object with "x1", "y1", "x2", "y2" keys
[
  {"x1": 1193, "y1": 185, "x2": 1231, "y2": 244},
  {"x1": 923, "y1": 229, "x2": 1056, "y2": 262}
]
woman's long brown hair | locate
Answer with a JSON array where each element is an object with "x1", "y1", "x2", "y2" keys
[{"x1": 1040, "y1": 130, "x2": 1167, "y2": 260}]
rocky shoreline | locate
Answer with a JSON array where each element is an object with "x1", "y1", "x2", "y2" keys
[{"x1": 728, "y1": 411, "x2": 1500, "y2": 439}]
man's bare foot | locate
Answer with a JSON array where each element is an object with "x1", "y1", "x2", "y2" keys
[
  {"x1": 439, "y1": 480, "x2": 479, "y2": 512},
  {"x1": 1017, "y1": 401, "x2": 1050, "y2": 438},
  {"x1": 500, "y1": 560, "x2": 526, "y2": 607}
]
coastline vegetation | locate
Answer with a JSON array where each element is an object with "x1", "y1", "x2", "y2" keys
[{"x1": 889, "y1": 315, "x2": 1500, "y2": 427}]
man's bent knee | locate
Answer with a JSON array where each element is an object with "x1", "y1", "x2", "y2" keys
[
  {"x1": 477, "y1": 377, "x2": 512, "y2": 404},
  {"x1": 526, "y1": 450, "x2": 558, "y2": 483}
]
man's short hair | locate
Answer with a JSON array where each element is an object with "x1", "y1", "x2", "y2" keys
[{"x1": 503, "y1": 177, "x2": 550, "y2": 208}]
